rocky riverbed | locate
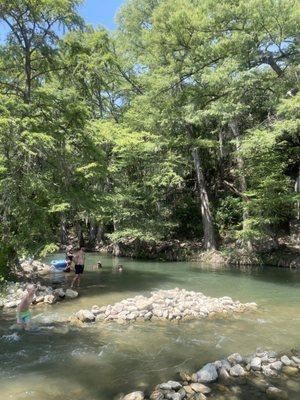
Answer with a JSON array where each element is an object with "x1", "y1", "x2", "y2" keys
[
  {"x1": 71, "y1": 288, "x2": 257, "y2": 324},
  {"x1": 0, "y1": 281, "x2": 78, "y2": 309},
  {"x1": 120, "y1": 349, "x2": 300, "y2": 400}
]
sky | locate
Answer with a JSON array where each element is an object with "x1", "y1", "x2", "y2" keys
[
  {"x1": 78, "y1": 0, "x2": 125, "y2": 30},
  {"x1": 0, "y1": 0, "x2": 125, "y2": 42}
]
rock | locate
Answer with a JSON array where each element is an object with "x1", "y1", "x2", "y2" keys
[
  {"x1": 44, "y1": 294, "x2": 57, "y2": 304},
  {"x1": 291, "y1": 355, "x2": 300, "y2": 364},
  {"x1": 220, "y1": 359, "x2": 232, "y2": 372},
  {"x1": 54, "y1": 288, "x2": 65, "y2": 298},
  {"x1": 69, "y1": 315, "x2": 83, "y2": 327},
  {"x1": 91, "y1": 305, "x2": 102, "y2": 315},
  {"x1": 250, "y1": 357, "x2": 262, "y2": 371},
  {"x1": 282, "y1": 365, "x2": 298, "y2": 376},
  {"x1": 95, "y1": 313, "x2": 106, "y2": 321},
  {"x1": 227, "y1": 353, "x2": 243, "y2": 365},
  {"x1": 266, "y1": 386, "x2": 288, "y2": 400},
  {"x1": 219, "y1": 367, "x2": 230, "y2": 381},
  {"x1": 280, "y1": 355, "x2": 291, "y2": 366},
  {"x1": 150, "y1": 390, "x2": 164, "y2": 400},
  {"x1": 65, "y1": 289, "x2": 78, "y2": 299},
  {"x1": 75, "y1": 309, "x2": 95, "y2": 322},
  {"x1": 270, "y1": 361, "x2": 282, "y2": 371},
  {"x1": 4, "y1": 300, "x2": 19, "y2": 308},
  {"x1": 123, "y1": 391, "x2": 144, "y2": 400},
  {"x1": 196, "y1": 363, "x2": 218, "y2": 383},
  {"x1": 262, "y1": 366, "x2": 278, "y2": 377},
  {"x1": 229, "y1": 364, "x2": 246, "y2": 377},
  {"x1": 189, "y1": 383, "x2": 211, "y2": 394},
  {"x1": 158, "y1": 381, "x2": 182, "y2": 391},
  {"x1": 33, "y1": 295, "x2": 44, "y2": 304}
]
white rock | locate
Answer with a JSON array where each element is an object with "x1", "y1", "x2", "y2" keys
[
  {"x1": 291, "y1": 356, "x2": 300, "y2": 364},
  {"x1": 76, "y1": 309, "x2": 95, "y2": 322},
  {"x1": 158, "y1": 381, "x2": 182, "y2": 390},
  {"x1": 228, "y1": 353, "x2": 243, "y2": 365},
  {"x1": 230, "y1": 364, "x2": 246, "y2": 377},
  {"x1": 270, "y1": 361, "x2": 282, "y2": 371},
  {"x1": 196, "y1": 363, "x2": 218, "y2": 383},
  {"x1": 250, "y1": 357, "x2": 262, "y2": 371},
  {"x1": 280, "y1": 355, "x2": 291, "y2": 366},
  {"x1": 123, "y1": 391, "x2": 144, "y2": 400},
  {"x1": 44, "y1": 294, "x2": 57, "y2": 304},
  {"x1": 65, "y1": 289, "x2": 78, "y2": 299}
]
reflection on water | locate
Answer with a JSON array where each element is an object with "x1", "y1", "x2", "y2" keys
[{"x1": 0, "y1": 254, "x2": 300, "y2": 399}]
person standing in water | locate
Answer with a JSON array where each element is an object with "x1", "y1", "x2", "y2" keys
[
  {"x1": 71, "y1": 247, "x2": 85, "y2": 288},
  {"x1": 17, "y1": 284, "x2": 36, "y2": 330}
]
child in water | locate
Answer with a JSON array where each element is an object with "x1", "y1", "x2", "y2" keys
[{"x1": 17, "y1": 284, "x2": 36, "y2": 330}]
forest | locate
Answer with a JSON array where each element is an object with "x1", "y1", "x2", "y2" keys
[{"x1": 0, "y1": 0, "x2": 299, "y2": 274}]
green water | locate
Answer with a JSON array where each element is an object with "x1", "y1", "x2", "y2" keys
[{"x1": 0, "y1": 254, "x2": 300, "y2": 400}]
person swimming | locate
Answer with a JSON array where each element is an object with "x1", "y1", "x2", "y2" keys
[{"x1": 117, "y1": 264, "x2": 124, "y2": 272}]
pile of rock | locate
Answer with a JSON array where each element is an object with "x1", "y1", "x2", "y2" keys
[
  {"x1": 72, "y1": 288, "x2": 257, "y2": 324},
  {"x1": 0, "y1": 281, "x2": 78, "y2": 309},
  {"x1": 19, "y1": 260, "x2": 54, "y2": 277},
  {"x1": 121, "y1": 350, "x2": 300, "y2": 400}
]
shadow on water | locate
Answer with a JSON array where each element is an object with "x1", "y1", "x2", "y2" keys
[{"x1": 189, "y1": 263, "x2": 300, "y2": 287}]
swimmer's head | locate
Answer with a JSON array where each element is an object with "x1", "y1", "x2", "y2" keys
[{"x1": 26, "y1": 284, "x2": 36, "y2": 295}]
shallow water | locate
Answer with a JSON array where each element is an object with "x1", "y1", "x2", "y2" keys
[{"x1": 0, "y1": 254, "x2": 300, "y2": 399}]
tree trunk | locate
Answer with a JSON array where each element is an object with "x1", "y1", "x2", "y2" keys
[
  {"x1": 60, "y1": 213, "x2": 68, "y2": 246},
  {"x1": 76, "y1": 222, "x2": 85, "y2": 248},
  {"x1": 295, "y1": 164, "x2": 300, "y2": 221},
  {"x1": 229, "y1": 120, "x2": 252, "y2": 251},
  {"x1": 191, "y1": 147, "x2": 217, "y2": 250},
  {"x1": 88, "y1": 219, "x2": 98, "y2": 249}
]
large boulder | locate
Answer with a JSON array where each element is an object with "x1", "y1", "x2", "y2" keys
[{"x1": 196, "y1": 363, "x2": 218, "y2": 383}]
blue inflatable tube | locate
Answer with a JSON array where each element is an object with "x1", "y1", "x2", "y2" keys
[{"x1": 51, "y1": 259, "x2": 67, "y2": 269}]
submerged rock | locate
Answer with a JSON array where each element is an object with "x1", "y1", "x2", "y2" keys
[{"x1": 266, "y1": 386, "x2": 288, "y2": 399}]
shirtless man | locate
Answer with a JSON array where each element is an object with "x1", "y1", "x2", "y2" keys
[
  {"x1": 17, "y1": 284, "x2": 36, "y2": 330},
  {"x1": 71, "y1": 247, "x2": 85, "y2": 288}
]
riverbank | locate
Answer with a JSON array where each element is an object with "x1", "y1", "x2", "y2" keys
[
  {"x1": 121, "y1": 349, "x2": 300, "y2": 400},
  {"x1": 98, "y1": 236, "x2": 300, "y2": 268},
  {"x1": 0, "y1": 281, "x2": 78, "y2": 309}
]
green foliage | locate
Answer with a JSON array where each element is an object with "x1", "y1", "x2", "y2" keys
[{"x1": 0, "y1": 0, "x2": 299, "y2": 270}]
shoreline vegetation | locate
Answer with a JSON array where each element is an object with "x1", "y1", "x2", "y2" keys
[{"x1": 97, "y1": 237, "x2": 300, "y2": 269}]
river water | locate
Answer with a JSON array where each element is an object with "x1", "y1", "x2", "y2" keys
[{"x1": 0, "y1": 254, "x2": 300, "y2": 400}]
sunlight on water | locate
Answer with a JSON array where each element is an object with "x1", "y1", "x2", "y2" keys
[{"x1": 0, "y1": 254, "x2": 300, "y2": 399}]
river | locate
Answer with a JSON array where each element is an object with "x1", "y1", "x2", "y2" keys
[{"x1": 0, "y1": 254, "x2": 300, "y2": 399}]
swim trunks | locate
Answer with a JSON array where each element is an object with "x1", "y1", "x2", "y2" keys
[
  {"x1": 17, "y1": 310, "x2": 31, "y2": 325},
  {"x1": 75, "y1": 264, "x2": 84, "y2": 274}
]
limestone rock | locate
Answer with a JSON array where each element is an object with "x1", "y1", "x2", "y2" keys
[
  {"x1": 44, "y1": 294, "x2": 57, "y2": 304},
  {"x1": 229, "y1": 364, "x2": 246, "y2": 377},
  {"x1": 196, "y1": 363, "x2": 218, "y2": 383},
  {"x1": 250, "y1": 357, "x2": 262, "y2": 371},
  {"x1": 150, "y1": 390, "x2": 164, "y2": 400},
  {"x1": 76, "y1": 309, "x2": 95, "y2": 322},
  {"x1": 280, "y1": 355, "x2": 291, "y2": 366},
  {"x1": 158, "y1": 381, "x2": 182, "y2": 391},
  {"x1": 266, "y1": 386, "x2": 288, "y2": 400},
  {"x1": 189, "y1": 383, "x2": 211, "y2": 394},
  {"x1": 123, "y1": 391, "x2": 144, "y2": 400},
  {"x1": 227, "y1": 353, "x2": 243, "y2": 365},
  {"x1": 270, "y1": 361, "x2": 282, "y2": 371},
  {"x1": 282, "y1": 365, "x2": 298, "y2": 376},
  {"x1": 65, "y1": 289, "x2": 78, "y2": 299}
]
